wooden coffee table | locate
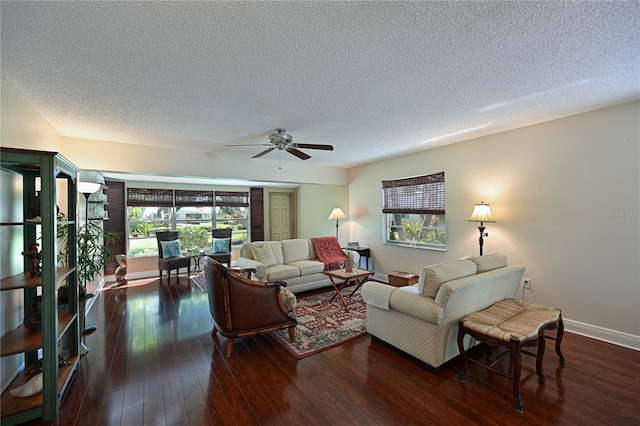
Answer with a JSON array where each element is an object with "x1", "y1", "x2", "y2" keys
[{"x1": 324, "y1": 268, "x2": 374, "y2": 309}]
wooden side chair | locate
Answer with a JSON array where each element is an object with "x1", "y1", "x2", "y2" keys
[
  {"x1": 203, "y1": 257, "x2": 297, "y2": 358},
  {"x1": 156, "y1": 231, "x2": 191, "y2": 283}
]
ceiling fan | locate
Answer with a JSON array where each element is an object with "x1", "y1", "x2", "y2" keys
[{"x1": 227, "y1": 128, "x2": 334, "y2": 162}]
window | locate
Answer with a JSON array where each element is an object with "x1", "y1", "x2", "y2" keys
[
  {"x1": 215, "y1": 191, "x2": 249, "y2": 248},
  {"x1": 126, "y1": 188, "x2": 217, "y2": 256},
  {"x1": 382, "y1": 172, "x2": 446, "y2": 250},
  {"x1": 175, "y1": 190, "x2": 215, "y2": 251},
  {"x1": 127, "y1": 188, "x2": 173, "y2": 256}
]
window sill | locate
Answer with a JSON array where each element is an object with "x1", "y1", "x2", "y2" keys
[{"x1": 382, "y1": 242, "x2": 447, "y2": 251}]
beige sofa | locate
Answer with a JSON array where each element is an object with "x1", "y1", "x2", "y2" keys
[
  {"x1": 361, "y1": 254, "x2": 524, "y2": 372},
  {"x1": 236, "y1": 238, "x2": 360, "y2": 293}
]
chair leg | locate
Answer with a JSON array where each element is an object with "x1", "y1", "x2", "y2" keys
[
  {"x1": 288, "y1": 326, "x2": 296, "y2": 342},
  {"x1": 225, "y1": 338, "x2": 234, "y2": 358}
]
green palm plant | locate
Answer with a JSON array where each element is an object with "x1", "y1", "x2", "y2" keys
[{"x1": 57, "y1": 214, "x2": 118, "y2": 291}]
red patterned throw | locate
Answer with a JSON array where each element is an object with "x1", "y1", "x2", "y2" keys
[
  {"x1": 310, "y1": 236, "x2": 346, "y2": 270},
  {"x1": 271, "y1": 287, "x2": 367, "y2": 359}
]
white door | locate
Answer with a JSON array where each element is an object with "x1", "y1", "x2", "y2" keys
[{"x1": 269, "y1": 193, "x2": 294, "y2": 241}]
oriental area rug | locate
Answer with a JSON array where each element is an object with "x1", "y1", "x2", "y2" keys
[{"x1": 271, "y1": 288, "x2": 368, "y2": 359}]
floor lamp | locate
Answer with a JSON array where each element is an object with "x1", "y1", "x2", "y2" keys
[
  {"x1": 77, "y1": 172, "x2": 104, "y2": 355},
  {"x1": 468, "y1": 201, "x2": 496, "y2": 256},
  {"x1": 328, "y1": 208, "x2": 346, "y2": 241}
]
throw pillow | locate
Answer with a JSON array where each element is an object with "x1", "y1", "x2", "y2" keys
[
  {"x1": 470, "y1": 253, "x2": 507, "y2": 273},
  {"x1": 252, "y1": 245, "x2": 277, "y2": 267},
  {"x1": 160, "y1": 239, "x2": 181, "y2": 259},
  {"x1": 212, "y1": 237, "x2": 231, "y2": 253},
  {"x1": 417, "y1": 259, "x2": 477, "y2": 298}
]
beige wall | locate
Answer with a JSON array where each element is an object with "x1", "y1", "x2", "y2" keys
[
  {"x1": 348, "y1": 101, "x2": 640, "y2": 345},
  {"x1": 1, "y1": 79, "x2": 63, "y2": 152},
  {"x1": 297, "y1": 184, "x2": 350, "y2": 244}
]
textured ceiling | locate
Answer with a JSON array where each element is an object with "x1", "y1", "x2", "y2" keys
[{"x1": 2, "y1": 1, "x2": 639, "y2": 168}]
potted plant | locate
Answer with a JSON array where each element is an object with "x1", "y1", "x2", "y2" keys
[{"x1": 57, "y1": 215, "x2": 119, "y2": 299}]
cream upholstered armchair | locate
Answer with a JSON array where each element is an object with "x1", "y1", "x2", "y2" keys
[
  {"x1": 204, "y1": 257, "x2": 297, "y2": 358},
  {"x1": 156, "y1": 231, "x2": 191, "y2": 282}
]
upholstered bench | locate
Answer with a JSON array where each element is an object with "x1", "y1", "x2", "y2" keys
[{"x1": 457, "y1": 299, "x2": 566, "y2": 413}]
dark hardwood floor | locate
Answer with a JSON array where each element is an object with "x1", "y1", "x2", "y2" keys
[{"x1": 30, "y1": 275, "x2": 640, "y2": 425}]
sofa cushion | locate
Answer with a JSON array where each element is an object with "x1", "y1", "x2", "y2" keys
[
  {"x1": 242, "y1": 241, "x2": 284, "y2": 264},
  {"x1": 281, "y1": 239, "x2": 312, "y2": 264},
  {"x1": 288, "y1": 260, "x2": 325, "y2": 276},
  {"x1": 252, "y1": 245, "x2": 278, "y2": 267},
  {"x1": 418, "y1": 259, "x2": 477, "y2": 298},
  {"x1": 266, "y1": 264, "x2": 301, "y2": 281},
  {"x1": 470, "y1": 253, "x2": 507, "y2": 273}
]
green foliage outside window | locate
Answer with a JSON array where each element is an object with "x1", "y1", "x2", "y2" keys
[
  {"x1": 177, "y1": 225, "x2": 210, "y2": 251},
  {"x1": 387, "y1": 214, "x2": 446, "y2": 248}
]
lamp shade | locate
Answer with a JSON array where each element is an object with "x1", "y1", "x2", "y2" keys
[
  {"x1": 78, "y1": 171, "x2": 104, "y2": 195},
  {"x1": 468, "y1": 202, "x2": 496, "y2": 223},
  {"x1": 328, "y1": 208, "x2": 347, "y2": 220}
]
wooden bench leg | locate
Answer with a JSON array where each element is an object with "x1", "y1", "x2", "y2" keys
[
  {"x1": 556, "y1": 313, "x2": 566, "y2": 364},
  {"x1": 510, "y1": 339, "x2": 524, "y2": 413},
  {"x1": 536, "y1": 333, "x2": 546, "y2": 383}
]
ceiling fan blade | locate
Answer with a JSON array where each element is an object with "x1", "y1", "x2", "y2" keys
[
  {"x1": 296, "y1": 143, "x2": 334, "y2": 151},
  {"x1": 287, "y1": 148, "x2": 311, "y2": 160},
  {"x1": 252, "y1": 147, "x2": 276, "y2": 158},
  {"x1": 225, "y1": 143, "x2": 272, "y2": 147}
]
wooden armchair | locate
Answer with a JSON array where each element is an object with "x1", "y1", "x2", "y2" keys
[{"x1": 203, "y1": 257, "x2": 297, "y2": 358}]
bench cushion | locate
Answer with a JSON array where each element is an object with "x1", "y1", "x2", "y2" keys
[{"x1": 462, "y1": 299, "x2": 560, "y2": 342}]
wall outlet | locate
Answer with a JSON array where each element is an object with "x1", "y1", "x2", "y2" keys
[{"x1": 523, "y1": 278, "x2": 531, "y2": 289}]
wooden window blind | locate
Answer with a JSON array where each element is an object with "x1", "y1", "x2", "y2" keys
[
  {"x1": 215, "y1": 191, "x2": 249, "y2": 207},
  {"x1": 382, "y1": 171, "x2": 445, "y2": 215},
  {"x1": 175, "y1": 190, "x2": 214, "y2": 207},
  {"x1": 126, "y1": 188, "x2": 173, "y2": 207}
]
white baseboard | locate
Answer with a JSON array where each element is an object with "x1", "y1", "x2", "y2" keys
[
  {"x1": 104, "y1": 270, "x2": 162, "y2": 283},
  {"x1": 563, "y1": 318, "x2": 640, "y2": 351},
  {"x1": 84, "y1": 276, "x2": 106, "y2": 314}
]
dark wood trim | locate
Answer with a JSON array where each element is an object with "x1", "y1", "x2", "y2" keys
[{"x1": 250, "y1": 187, "x2": 264, "y2": 241}]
